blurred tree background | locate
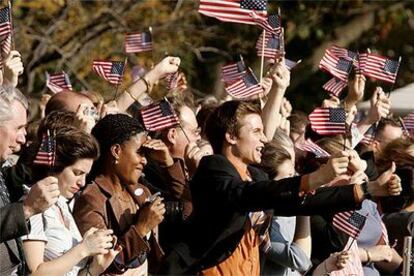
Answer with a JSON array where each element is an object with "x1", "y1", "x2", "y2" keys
[{"x1": 10, "y1": 0, "x2": 414, "y2": 113}]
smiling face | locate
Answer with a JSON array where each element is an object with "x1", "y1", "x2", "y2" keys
[
  {"x1": 57, "y1": 158, "x2": 94, "y2": 199},
  {"x1": 230, "y1": 113, "x2": 268, "y2": 165},
  {"x1": 115, "y1": 132, "x2": 148, "y2": 185},
  {"x1": 0, "y1": 101, "x2": 27, "y2": 162}
]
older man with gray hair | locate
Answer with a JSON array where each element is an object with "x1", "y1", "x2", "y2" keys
[{"x1": 0, "y1": 85, "x2": 60, "y2": 275}]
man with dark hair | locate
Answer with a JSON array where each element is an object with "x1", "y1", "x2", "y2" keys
[
  {"x1": 361, "y1": 117, "x2": 404, "y2": 180},
  {"x1": 373, "y1": 118, "x2": 403, "y2": 153},
  {"x1": 160, "y1": 62, "x2": 402, "y2": 275}
]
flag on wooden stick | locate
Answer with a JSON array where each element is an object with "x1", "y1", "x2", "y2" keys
[{"x1": 34, "y1": 130, "x2": 56, "y2": 167}]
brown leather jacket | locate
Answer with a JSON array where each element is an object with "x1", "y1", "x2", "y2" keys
[{"x1": 73, "y1": 175, "x2": 163, "y2": 274}]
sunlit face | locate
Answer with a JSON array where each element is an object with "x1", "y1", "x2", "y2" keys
[
  {"x1": 57, "y1": 158, "x2": 94, "y2": 199},
  {"x1": 232, "y1": 114, "x2": 268, "y2": 165},
  {"x1": 275, "y1": 159, "x2": 295, "y2": 180},
  {"x1": 378, "y1": 125, "x2": 403, "y2": 150},
  {"x1": 0, "y1": 101, "x2": 27, "y2": 162},
  {"x1": 116, "y1": 133, "x2": 148, "y2": 185},
  {"x1": 174, "y1": 106, "x2": 201, "y2": 158}
]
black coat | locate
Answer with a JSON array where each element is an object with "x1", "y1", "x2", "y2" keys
[
  {"x1": 160, "y1": 155, "x2": 361, "y2": 274},
  {"x1": 0, "y1": 169, "x2": 29, "y2": 275}
]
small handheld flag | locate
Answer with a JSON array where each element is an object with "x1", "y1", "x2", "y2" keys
[
  {"x1": 92, "y1": 60, "x2": 125, "y2": 85},
  {"x1": 309, "y1": 107, "x2": 347, "y2": 135},
  {"x1": 140, "y1": 100, "x2": 180, "y2": 131}
]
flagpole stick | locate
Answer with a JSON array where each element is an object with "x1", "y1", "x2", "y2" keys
[
  {"x1": 113, "y1": 57, "x2": 128, "y2": 101},
  {"x1": 260, "y1": 29, "x2": 266, "y2": 84},
  {"x1": 149, "y1": 26, "x2": 154, "y2": 68},
  {"x1": 346, "y1": 237, "x2": 356, "y2": 251},
  {"x1": 398, "y1": 117, "x2": 409, "y2": 135},
  {"x1": 8, "y1": 0, "x2": 14, "y2": 51}
]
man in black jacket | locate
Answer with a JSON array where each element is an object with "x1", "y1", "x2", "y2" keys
[
  {"x1": 0, "y1": 86, "x2": 60, "y2": 275},
  {"x1": 160, "y1": 98, "x2": 401, "y2": 275}
]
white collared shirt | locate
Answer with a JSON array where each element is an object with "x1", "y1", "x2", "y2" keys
[{"x1": 22, "y1": 196, "x2": 85, "y2": 276}]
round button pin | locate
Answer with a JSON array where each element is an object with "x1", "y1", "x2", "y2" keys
[{"x1": 134, "y1": 188, "x2": 144, "y2": 196}]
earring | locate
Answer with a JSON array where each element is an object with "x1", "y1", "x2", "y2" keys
[{"x1": 114, "y1": 158, "x2": 119, "y2": 165}]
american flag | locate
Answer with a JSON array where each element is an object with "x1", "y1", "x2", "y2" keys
[
  {"x1": 199, "y1": 0, "x2": 267, "y2": 26},
  {"x1": 225, "y1": 69, "x2": 263, "y2": 99},
  {"x1": 266, "y1": 57, "x2": 300, "y2": 69},
  {"x1": 319, "y1": 48, "x2": 353, "y2": 81},
  {"x1": 165, "y1": 71, "x2": 179, "y2": 91},
  {"x1": 284, "y1": 58, "x2": 299, "y2": 70},
  {"x1": 46, "y1": 71, "x2": 73, "y2": 94},
  {"x1": 380, "y1": 221, "x2": 389, "y2": 245},
  {"x1": 295, "y1": 139, "x2": 331, "y2": 158},
  {"x1": 333, "y1": 211, "x2": 367, "y2": 240},
  {"x1": 34, "y1": 130, "x2": 56, "y2": 167},
  {"x1": 0, "y1": 7, "x2": 11, "y2": 37},
  {"x1": 403, "y1": 113, "x2": 414, "y2": 135},
  {"x1": 309, "y1": 107, "x2": 347, "y2": 135},
  {"x1": 92, "y1": 60, "x2": 125, "y2": 85},
  {"x1": 358, "y1": 53, "x2": 400, "y2": 84},
  {"x1": 322, "y1": 77, "x2": 347, "y2": 97},
  {"x1": 0, "y1": 33, "x2": 11, "y2": 58},
  {"x1": 360, "y1": 124, "x2": 376, "y2": 146},
  {"x1": 329, "y1": 45, "x2": 357, "y2": 62},
  {"x1": 255, "y1": 31, "x2": 284, "y2": 59},
  {"x1": 124, "y1": 31, "x2": 152, "y2": 53},
  {"x1": 140, "y1": 100, "x2": 180, "y2": 131},
  {"x1": 221, "y1": 59, "x2": 247, "y2": 84},
  {"x1": 251, "y1": 13, "x2": 282, "y2": 34}
]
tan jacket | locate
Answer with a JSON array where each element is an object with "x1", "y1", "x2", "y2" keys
[{"x1": 73, "y1": 175, "x2": 163, "y2": 274}]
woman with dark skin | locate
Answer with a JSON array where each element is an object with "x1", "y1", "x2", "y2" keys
[{"x1": 73, "y1": 114, "x2": 167, "y2": 275}]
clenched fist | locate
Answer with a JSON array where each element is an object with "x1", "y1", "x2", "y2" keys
[{"x1": 23, "y1": 176, "x2": 60, "y2": 219}]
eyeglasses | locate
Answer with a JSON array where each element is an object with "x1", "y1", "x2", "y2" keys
[{"x1": 179, "y1": 125, "x2": 201, "y2": 136}]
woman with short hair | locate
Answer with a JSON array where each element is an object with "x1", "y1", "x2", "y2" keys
[{"x1": 74, "y1": 114, "x2": 166, "y2": 275}]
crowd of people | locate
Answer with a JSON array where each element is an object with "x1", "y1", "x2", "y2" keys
[{"x1": 0, "y1": 42, "x2": 413, "y2": 276}]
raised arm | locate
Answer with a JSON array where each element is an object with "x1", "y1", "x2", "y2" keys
[
  {"x1": 262, "y1": 60, "x2": 290, "y2": 140},
  {"x1": 116, "y1": 56, "x2": 180, "y2": 112},
  {"x1": 357, "y1": 87, "x2": 390, "y2": 135}
]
